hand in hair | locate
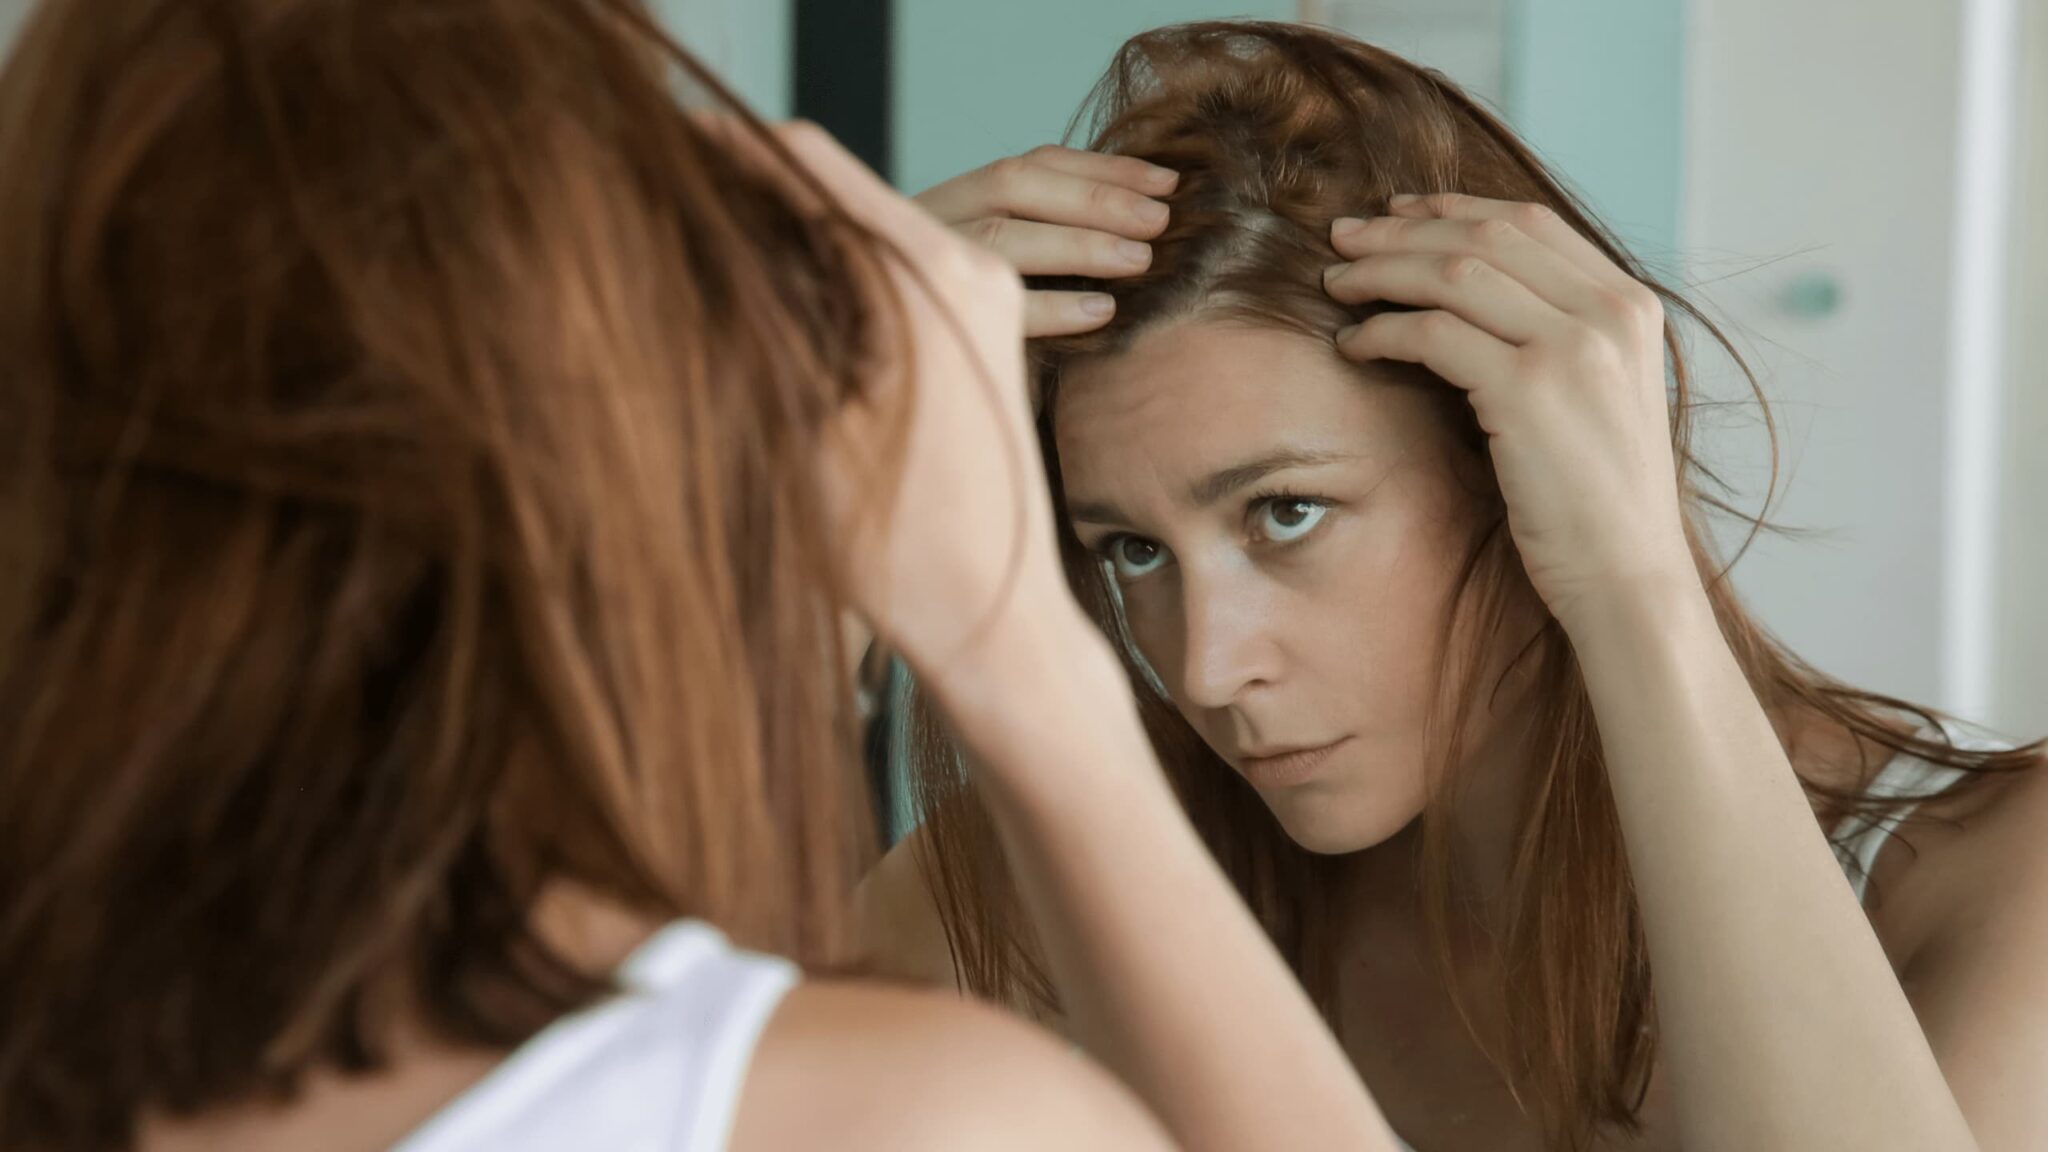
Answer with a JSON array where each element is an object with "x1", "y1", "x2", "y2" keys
[
  {"x1": 781, "y1": 126, "x2": 1081, "y2": 680},
  {"x1": 917, "y1": 145, "x2": 1178, "y2": 338},
  {"x1": 1324, "y1": 194, "x2": 1697, "y2": 633}
]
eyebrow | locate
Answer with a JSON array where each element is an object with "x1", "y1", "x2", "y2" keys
[{"x1": 1065, "y1": 448, "x2": 1360, "y2": 526}]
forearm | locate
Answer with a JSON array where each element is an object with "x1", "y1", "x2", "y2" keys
[
  {"x1": 920, "y1": 608, "x2": 1397, "y2": 1152},
  {"x1": 1565, "y1": 583, "x2": 1975, "y2": 1152}
]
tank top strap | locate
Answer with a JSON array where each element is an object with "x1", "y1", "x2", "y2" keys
[
  {"x1": 622, "y1": 922, "x2": 800, "y2": 1149},
  {"x1": 1830, "y1": 720, "x2": 2001, "y2": 903}
]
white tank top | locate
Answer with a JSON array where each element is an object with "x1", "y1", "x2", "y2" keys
[{"x1": 393, "y1": 921, "x2": 797, "y2": 1152}]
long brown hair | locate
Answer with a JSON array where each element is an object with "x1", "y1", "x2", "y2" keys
[
  {"x1": 907, "y1": 21, "x2": 2044, "y2": 1150},
  {"x1": 0, "y1": 1, "x2": 900, "y2": 1148}
]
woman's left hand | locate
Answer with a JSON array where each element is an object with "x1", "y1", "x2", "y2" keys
[{"x1": 1323, "y1": 194, "x2": 1699, "y2": 632}]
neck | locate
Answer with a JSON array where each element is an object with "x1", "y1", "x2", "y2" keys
[{"x1": 1340, "y1": 690, "x2": 1540, "y2": 954}]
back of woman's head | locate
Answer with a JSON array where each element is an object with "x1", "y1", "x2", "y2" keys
[{"x1": 0, "y1": 1, "x2": 886, "y2": 1146}]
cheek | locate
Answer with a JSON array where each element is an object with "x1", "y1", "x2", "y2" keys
[
  {"x1": 1301, "y1": 510, "x2": 1475, "y2": 713},
  {"x1": 1111, "y1": 526, "x2": 1471, "y2": 726}
]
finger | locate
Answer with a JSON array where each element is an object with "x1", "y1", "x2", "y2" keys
[
  {"x1": 1335, "y1": 310, "x2": 1516, "y2": 398},
  {"x1": 923, "y1": 159, "x2": 1171, "y2": 240},
  {"x1": 1323, "y1": 253, "x2": 1564, "y2": 345},
  {"x1": 1385, "y1": 193, "x2": 1640, "y2": 296},
  {"x1": 1027, "y1": 291, "x2": 1118, "y2": 338},
  {"x1": 1015, "y1": 145, "x2": 1180, "y2": 197},
  {"x1": 966, "y1": 218, "x2": 1152, "y2": 278},
  {"x1": 1330, "y1": 215, "x2": 1611, "y2": 320}
]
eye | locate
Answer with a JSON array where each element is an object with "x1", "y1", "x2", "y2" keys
[
  {"x1": 1254, "y1": 497, "x2": 1328, "y2": 544},
  {"x1": 1102, "y1": 535, "x2": 1169, "y2": 581}
]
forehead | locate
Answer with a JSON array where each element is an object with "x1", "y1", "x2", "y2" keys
[{"x1": 1051, "y1": 321, "x2": 1434, "y2": 488}]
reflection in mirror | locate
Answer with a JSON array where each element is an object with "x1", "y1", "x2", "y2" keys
[{"x1": 857, "y1": 5, "x2": 2048, "y2": 1150}]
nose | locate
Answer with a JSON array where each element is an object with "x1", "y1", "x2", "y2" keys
[{"x1": 1175, "y1": 565, "x2": 1283, "y2": 710}]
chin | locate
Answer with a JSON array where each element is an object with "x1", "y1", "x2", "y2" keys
[{"x1": 1262, "y1": 785, "x2": 1425, "y2": 856}]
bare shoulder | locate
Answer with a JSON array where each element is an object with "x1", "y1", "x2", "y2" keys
[
  {"x1": 854, "y1": 823, "x2": 963, "y2": 989},
  {"x1": 1886, "y1": 748, "x2": 2048, "y2": 943},
  {"x1": 1861, "y1": 747, "x2": 2048, "y2": 1150},
  {"x1": 729, "y1": 980, "x2": 1172, "y2": 1152}
]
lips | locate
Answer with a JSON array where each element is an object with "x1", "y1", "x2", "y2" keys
[{"x1": 1236, "y1": 736, "x2": 1352, "y2": 789}]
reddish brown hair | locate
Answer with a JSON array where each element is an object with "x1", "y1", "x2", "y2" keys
[
  {"x1": 0, "y1": 1, "x2": 899, "y2": 1148},
  {"x1": 907, "y1": 21, "x2": 2043, "y2": 1150}
]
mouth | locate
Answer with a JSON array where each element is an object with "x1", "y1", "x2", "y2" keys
[{"x1": 1236, "y1": 736, "x2": 1353, "y2": 789}]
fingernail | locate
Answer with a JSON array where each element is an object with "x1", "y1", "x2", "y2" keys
[
  {"x1": 1332, "y1": 216, "x2": 1368, "y2": 240},
  {"x1": 1117, "y1": 239, "x2": 1153, "y2": 268},
  {"x1": 1389, "y1": 193, "x2": 1421, "y2": 206},
  {"x1": 1335, "y1": 323, "x2": 1361, "y2": 344},
  {"x1": 1081, "y1": 294, "x2": 1116, "y2": 318},
  {"x1": 1145, "y1": 165, "x2": 1180, "y2": 190},
  {"x1": 1137, "y1": 199, "x2": 1170, "y2": 228},
  {"x1": 1323, "y1": 262, "x2": 1350, "y2": 285}
]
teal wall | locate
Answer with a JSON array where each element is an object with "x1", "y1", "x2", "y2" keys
[
  {"x1": 1508, "y1": 0, "x2": 1684, "y2": 260},
  {"x1": 657, "y1": 0, "x2": 792, "y2": 119},
  {"x1": 892, "y1": 1, "x2": 1294, "y2": 196},
  {"x1": 1, "y1": 0, "x2": 32, "y2": 64},
  {"x1": 892, "y1": 0, "x2": 1683, "y2": 257}
]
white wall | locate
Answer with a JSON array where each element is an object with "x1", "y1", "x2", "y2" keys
[
  {"x1": 1681, "y1": 0, "x2": 2004, "y2": 720},
  {"x1": 1996, "y1": 0, "x2": 2048, "y2": 735}
]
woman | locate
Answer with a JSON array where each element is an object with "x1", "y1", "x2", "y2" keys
[
  {"x1": 867, "y1": 21, "x2": 2048, "y2": 1152},
  {"x1": 0, "y1": 3, "x2": 1408, "y2": 1151}
]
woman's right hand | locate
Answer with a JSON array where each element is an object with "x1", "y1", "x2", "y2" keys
[
  {"x1": 768, "y1": 124, "x2": 1093, "y2": 687},
  {"x1": 915, "y1": 146, "x2": 1177, "y2": 337}
]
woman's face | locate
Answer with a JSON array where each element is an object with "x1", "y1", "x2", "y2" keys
[{"x1": 1054, "y1": 321, "x2": 1511, "y2": 854}]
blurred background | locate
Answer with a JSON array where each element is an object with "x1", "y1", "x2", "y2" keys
[{"x1": 2, "y1": 0, "x2": 2037, "y2": 743}]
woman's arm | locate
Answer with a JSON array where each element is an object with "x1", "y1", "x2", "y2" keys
[
  {"x1": 1570, "y1": 581, "x2": 1986, "y2": 1152},
  {"x1": 1325, "y1": 191, "x2": 2037, "y2": 1151},
  {"x1": 918, "y1": 606, "x2": 1398, "y2": 1152}
]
